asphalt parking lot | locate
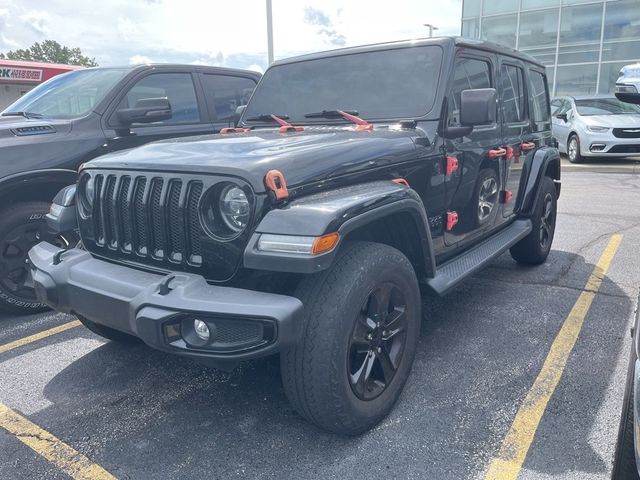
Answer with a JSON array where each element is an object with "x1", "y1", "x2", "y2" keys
[{"x1": 1, "y1": 160, "x2": 639, "y2": 480}]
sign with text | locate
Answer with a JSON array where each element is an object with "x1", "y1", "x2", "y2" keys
[{"x1": 0, "y1": 66, "x2": 43, "y2": 83}]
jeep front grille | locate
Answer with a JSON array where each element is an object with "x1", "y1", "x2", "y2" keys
[{"x1": 86, "y1": 172, "x2": 205, "y2": 266}]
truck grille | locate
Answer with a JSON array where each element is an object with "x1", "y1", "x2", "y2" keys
[{"x1": 87, "y1": 172, "x2": 205, "y2": 266}]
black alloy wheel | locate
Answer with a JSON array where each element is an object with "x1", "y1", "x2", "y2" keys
[{"x1": 348, "y1": 283, "x2": 408, "y2": 401}]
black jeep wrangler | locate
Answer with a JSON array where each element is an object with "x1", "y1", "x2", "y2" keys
[
  {"x1": 0, "y1": 64, "x2": 259, "y2": 313},
  {"x1": 30, "y1": 37, "x2": 560, "y2": 435}
]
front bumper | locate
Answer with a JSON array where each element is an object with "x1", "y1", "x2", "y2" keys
[
  {"x1": 580, "y1": 132, "x2": 640, "y2": 157},
  {"x1": 29, "y1": 242, "x2": 304, "y2": 370}
]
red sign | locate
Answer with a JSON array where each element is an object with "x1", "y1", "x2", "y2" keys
[{"x1": 0, "y1": 66, "x2": 43, "y2": 83}]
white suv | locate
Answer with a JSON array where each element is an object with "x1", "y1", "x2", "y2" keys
[{"x1": 616, "y1": 63, "x2": 640, "y2": 103}]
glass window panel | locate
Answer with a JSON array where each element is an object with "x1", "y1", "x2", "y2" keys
[
  {"x1": 522, "y1": 0, "x2": 559, "y2": 9},
  {"x1": 557, "y1": 3, "x2": 603, "y2": 64},
  {"x1": 518, "y1": 9, "x2": 559, "y2": 49},
  {"x1": 601, "y1": 40, "x2": 640, "y2": 62},
  {"x1": 462, "y1": 18, "x2": 480, "y2": 39},
  {"x1": 562, "y1": 0, "x2": 599, "y2": 4},
  {"x1": 463, "y1": 0, "x2": 481, "y2": 18},
  {"x1": 599, "y1": 62, "x2": 632, "y2": 94},
  {"x1": 481, "y1": 14, "x2": 517, "y2": 49},
  {"x1": 448, "y1": 57, "x2": 492, "y2": 127},
  {"x1": 501, "y1": 65, "x2": 526, "y2": 123},
  {"x1": 483, "y1": 0, "x2": 518, "y2": 16},
  {"x1": 554, "y1": 64, "x2": 598, "y2": 95},
  {"x1": 201, "y1": 74, "x2": 257, "y2": 121},
  {"x1": 520, "y1": 46, "x2": 557, "y2": 66},
  {"x1": 528, "y1": 70, "x2": 551, "y2": 130},
  {"x1": 604, "y1": 0, "x2": 640, "y2": 41}
]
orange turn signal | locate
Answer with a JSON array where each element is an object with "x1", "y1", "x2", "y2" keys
[{"x1": 311, "y1": 232, "x2": 340, "y2": 255}]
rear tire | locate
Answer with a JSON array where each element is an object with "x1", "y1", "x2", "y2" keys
[
  {"x1": 77, "y1": 315, "x2": 141, "y2": 344},
  {"x1": 0, "y1": 202, "x2": 78, "y2": 315},
  {"x1": 280, "y1": 241, "x2": 421, "y2": 435},
  {"x1": 510, "y1": 176, "x2": 557, "y2": 265}
]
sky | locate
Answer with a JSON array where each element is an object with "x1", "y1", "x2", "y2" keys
[{"x1": 0, "y1": 0, "x2": 463, "y2": 72}]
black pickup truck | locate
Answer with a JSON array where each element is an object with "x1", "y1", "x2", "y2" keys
[
  {"x1": 33, "y1": 37, "x2": 560, "y2": 435},
  {"x1": 0, "y1": 64, "x2": 260, "y2": 313}
]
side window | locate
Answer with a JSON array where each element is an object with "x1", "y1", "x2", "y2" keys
[
  {"x1": 501, "y1": 64, "x2": 526, "y2": 123},
  {"x1": 201, "y1": 74, "x2": 257, "y2": 121},
  {"x1": 550, "y1": 99, "x2": 562, "y2": 116},
  {"x1": 528, "y1": 70, "x2": 550, "y2": 131},
  {"x1": 117, "y1": 73, "x2": 200, "y2": 126},
  {"x1": 448, "y1": 57, "x2": 492, "y2": 127}
]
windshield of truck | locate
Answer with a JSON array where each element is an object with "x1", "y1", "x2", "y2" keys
[
  {"x1": 2, "y1": 68, "x2": 129, "y2": 119},
  {"x1": 244, "y1": 45, "x2": 444, "y2": 124},
  {"x1": 575, "y1": 97, "x2": 640, "y2": 115}
]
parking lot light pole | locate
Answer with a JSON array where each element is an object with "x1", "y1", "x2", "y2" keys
[
  {"x1": 424, "y1": 23, "x2": 439, "y2": 37},
  {"x1": 266, "y1": 0, "x2": 274, "y2": 65}
]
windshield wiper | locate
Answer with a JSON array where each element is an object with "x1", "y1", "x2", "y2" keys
[
  {"x1": 304, "y1": 110, "x2": 359, "y2": 118},
  {"x1": 1, "y1": 111, "x2": 44, "y2": 119},
  {"x1": 245, "y1": 113, "x2": 290, "y2": 122},
  {"x1": 304, "y1": 109, "x2": 373, "y2": 131}
]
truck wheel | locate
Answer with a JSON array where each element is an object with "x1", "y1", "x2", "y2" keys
[
  {"x1": 510, "y1": 176, "x2": 557, "y2": 265},
  {"x1": 567, "y1": 134, "x2": 583, "y2": 164},
  {"x1": 0, "y1": 202, "x2": 78, "y2": 315},
  {"x1": 77, "y1": 315, "x2": 141, "y2": 344},
  {"x1": 612, "y1": 345, "x2": 640, "y2": 480},
  {"x1": 280, "y1": 241, "x2": 421, "y2": 435}
]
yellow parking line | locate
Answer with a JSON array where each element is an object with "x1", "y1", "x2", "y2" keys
[
  {"x1": 0, "y1": 320, "x2": 81, "y2": 354},
  {"x1": 0, "y1": 402, "x2": 116, "y2": 479},
  {"x1": 484, "y1": 234, "x2": 623, "y2": 480}
]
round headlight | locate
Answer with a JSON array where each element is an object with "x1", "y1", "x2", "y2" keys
[
  {"x1": 78, "y1": 174, "x2": 95, "y2": 217},
  {"x1": 219, "y1": 185, "x2": 250, "y2": 232}
]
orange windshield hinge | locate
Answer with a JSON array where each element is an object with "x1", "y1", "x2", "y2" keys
[
  {"x1": 220, "y1": 127, "x2": 251, "y2": 134},
  {"x1": 337, "y1": 110, "x2": 374, "y2": 131},
  {"x1": 270, "y1": 114, "x2": 304, "y2": 134}
]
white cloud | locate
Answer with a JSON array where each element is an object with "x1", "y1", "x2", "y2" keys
[
  {"x1": 247, "y1": 63, "x2": 264, "y2": 74},
  {"x1": 129, "y1": 54, "x2": 152, "y2": 65},
  {"x1": 20, "y1": 10, "x2": 49, "y2": 36}
]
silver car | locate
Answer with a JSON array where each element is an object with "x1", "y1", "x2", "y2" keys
[{"x1": 551, "y1": 95, "x2": 640, "y2": 163}]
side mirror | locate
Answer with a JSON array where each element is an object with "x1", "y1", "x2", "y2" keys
[
  {"x1": 460, "y1": 88, "x2": 497, "y2": 126},
  {"x1": 116, "y1": 97, "x2": 172, "y2": 125},
  {"x1": 555, "y1": 113, "x2": 568, "y2": 122},
  {"x1": 234, "y1": 105, "x2": 247, "y2": 127}
]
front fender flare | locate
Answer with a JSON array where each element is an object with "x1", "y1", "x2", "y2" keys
[
  {"x1": 0, "y1": 169, "x2": 78, "y2": 206},
  {"x1": 244, "y1": 181, "x2": 436, "y2": 276}
]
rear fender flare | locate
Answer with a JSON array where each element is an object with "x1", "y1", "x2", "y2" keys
[{"x1": 516, "y1": 147, "x2": 561, "y2": 216}]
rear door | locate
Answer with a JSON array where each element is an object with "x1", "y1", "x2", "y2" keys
[
  {"x1": 443, "y1": 52, "x2": 502, "y2": 248},
  {"x1": 199, "y1": 73, "x2": 258, "y2": 131},
  {"x1": 498, "y1": 58, "x2": 530, "y2": 218}
]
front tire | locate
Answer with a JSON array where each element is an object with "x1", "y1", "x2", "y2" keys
[
  {"x1": 612, "y1": 344, "x2": 640, "y2": 480},
  {"x1": 0, "y1": 202, "x2": 77, "y2": 315},
  {"x1": 510, "y1": 176, "x2": 557, "y2": 265},
  {"x1": 280, "y1": 242, "x2": 421, "y2": 435},
  {"x1": 567, "y1": 134, "x2": 583, "y2": 164}
]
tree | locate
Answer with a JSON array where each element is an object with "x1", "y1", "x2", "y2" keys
[{"x1": 0, "y1": 40, "x2": 98, "y2": 67}]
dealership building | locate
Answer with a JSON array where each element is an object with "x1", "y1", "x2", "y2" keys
[
  {"x1": 461, "y1": 0, "x2": 640, "y2": 96},
  {"x1": 0, "y1": 59, "x2": 80, "y2": 110}
]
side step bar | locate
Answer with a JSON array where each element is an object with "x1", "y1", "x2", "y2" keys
[{"x1": 427, "y1": 219, "x2": 533, "y2": 296}]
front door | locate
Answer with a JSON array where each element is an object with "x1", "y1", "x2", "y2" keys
[
  {"x1": 104, "y1": 71, "x2": 214, "y2": 153},
  {"x1": 444, "y1": 53, "x2": 503, "y2": 248}
]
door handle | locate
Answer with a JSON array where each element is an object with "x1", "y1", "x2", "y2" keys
[
  {"x1": 520, "y1": 142, "x2": 536, "y2": 151},
  {"x1": 487, "y1": 148, "x2": 507, "y2": 158}
]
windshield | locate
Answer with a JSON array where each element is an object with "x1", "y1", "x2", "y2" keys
[
  {"x1": 244, "y1": 46, "x2": 444, "y2": 124},
  {"x1": 575, "y1": 98, "x2": 640, "y2": 116},
  {"x1": 2, "y1": 68, "x2": 129, "y2": 119}
]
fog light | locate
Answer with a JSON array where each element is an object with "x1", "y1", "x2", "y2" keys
[
  {"x1": 194, "y1": 319, "x2": 210, "y2": 341},
  {"x1": 590, "y1": 143, "x2": 606, "y2": 152}
]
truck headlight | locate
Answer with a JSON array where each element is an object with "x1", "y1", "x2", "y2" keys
[
  {"x1": 220, "y1": 185, "x2": 250, "y2": 232},
  {"x1": 587, "y1": 126, "x2": 610, "y2": 133},
  {"x1": 78, "y1": 173, "x2": 96, "y2": 217}
]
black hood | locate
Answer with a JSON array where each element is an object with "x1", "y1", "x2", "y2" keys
[
  {"x1": 86, "y1": 126, "x2": 431, "y2": 193},
  {"x1": 0, "y1": 115, "x2": 72, "y2": 141}
]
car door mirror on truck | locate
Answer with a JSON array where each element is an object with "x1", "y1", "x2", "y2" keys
[
  {"x1": 116, "y1": 97, "x2": 173, "y2": 125},
  {"x1": 460, "y1": 88, "x2": 497, "y2": 127}
]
